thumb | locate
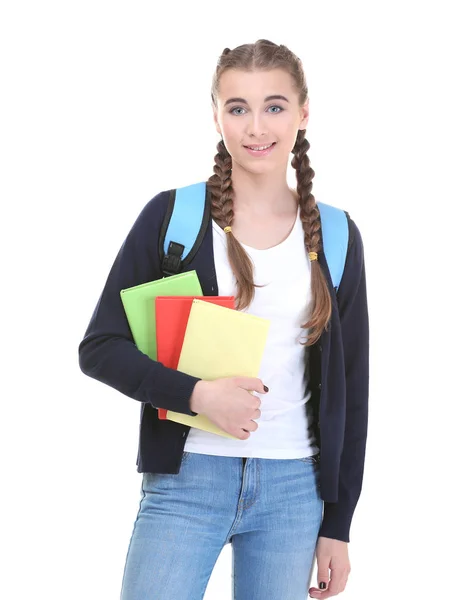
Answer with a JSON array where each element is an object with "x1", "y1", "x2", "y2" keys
[
  {"x1": 316, "y1": 556, "x2": 330, "y2": 591},
  {"x1": 235, "y1": 377, "x2": 268, "y2": 394}
]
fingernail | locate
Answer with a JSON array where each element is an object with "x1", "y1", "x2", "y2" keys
[
  {"x1": 263, "y1": 385, "x2": 269, "y2": 392},
  {"x1": 319, "y1": 582, "x2": 327, "y2": 590}
]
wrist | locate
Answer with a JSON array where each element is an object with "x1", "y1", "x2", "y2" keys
[{"x1": 189, "y1": 380, "x2": 210, "y2": 415}]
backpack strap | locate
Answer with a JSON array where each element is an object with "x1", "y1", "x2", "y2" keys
[
  {"x1": 159, "y1": 181, "x2": 210, "y2": 276},
  {"x1": 317, "y1": 201, "x2": 349, "y2": 291}
]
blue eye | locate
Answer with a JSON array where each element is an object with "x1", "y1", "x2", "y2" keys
[{"x1": 229, "y1": 105, "x2": 284, "y2": 115}]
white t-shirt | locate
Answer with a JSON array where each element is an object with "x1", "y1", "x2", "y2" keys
[{"x1": 183, "y1": 208, "x2": 319, "y2": 459}]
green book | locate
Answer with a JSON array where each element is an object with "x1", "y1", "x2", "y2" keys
[{"x1": 120, "y1": 270, "x2": 202, "y2": 359}]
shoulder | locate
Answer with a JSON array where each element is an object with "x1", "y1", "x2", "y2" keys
[
  {"x1": 115, "y1": 189, "x2": 173, "y2": 265},
  {"x1": 337, "y1": 212, "x2": 366, "y2": 311},
  {"x1": 344, "y1": 212, "x2": 365, "y2": 258},
  {"x1": 122, "y1": 188, "x2": 178, "y2": 247},
  {"x1": 134, "y1": 188, "x2": 172, "y2": 227},
  {"x1": 134, "y1": 181, "x2": 205, "y2": 225},
  {"x1": 318, "y1": 202, "x2": 364, "y2": 253}
]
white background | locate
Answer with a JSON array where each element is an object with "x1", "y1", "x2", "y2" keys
[{"x1": 1, "y1": 1, "x2": 454, "y2": 599}]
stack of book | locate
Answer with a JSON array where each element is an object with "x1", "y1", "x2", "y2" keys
[{"x1": 120, "y1": 270, "x2": 270, "y2": 439}]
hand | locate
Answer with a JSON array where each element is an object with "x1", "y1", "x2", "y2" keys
[
  {"x1": 189, "y1": 377, "x2": 267, "y2": 439},
  {"x1": 308, "y1": 536, "x2": 351, "y2": 598}
]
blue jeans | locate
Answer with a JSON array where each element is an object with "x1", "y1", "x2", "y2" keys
[{"x1": 120, "y1": 452, "x2": 323, "y2": 600}]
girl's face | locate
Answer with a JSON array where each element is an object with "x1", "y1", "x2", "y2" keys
[{"x1": 213, "y1": 68, "x2": 309, "y2": 175}]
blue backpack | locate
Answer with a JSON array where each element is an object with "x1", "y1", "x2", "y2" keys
[{"x1": 159, "y1": 181, "x2": 349, "y2": 292}]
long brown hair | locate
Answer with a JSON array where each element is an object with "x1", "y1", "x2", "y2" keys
[{"x1": 207, "y1": 39, "x2": 332, "y2": 346}]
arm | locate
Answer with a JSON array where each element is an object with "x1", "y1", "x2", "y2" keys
[
  {"x1": 78, "y1": 191, "x2": 201, "y2": 416},
  {"x1": 319, "y1": 216, "x2": 370, "y2": 543}
]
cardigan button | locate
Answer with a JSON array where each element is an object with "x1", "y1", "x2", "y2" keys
[{"x1": 318, "y1": 383, "x2": 322, "y2": 390}]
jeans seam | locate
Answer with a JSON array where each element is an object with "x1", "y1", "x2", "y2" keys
[
  {"x1": 243, "y1": 458, "x2": 259, "y2": 510},
  {"x1": 119, "y1": 478, "x2": 146, "y2": 599}
]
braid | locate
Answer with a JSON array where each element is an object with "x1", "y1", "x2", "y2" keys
[
  {"x1": 291, "y1": 131, "x2": 320, "y2": 254},
  {"x1": 292, "y1": 129, "x2": 333, "y2": 345},
  {"x1": 206, "y1": 139, "x2": 257, "y2": 310},
  {"x1": 207, "y1": 139, "x2": 234, "y2": 228}
]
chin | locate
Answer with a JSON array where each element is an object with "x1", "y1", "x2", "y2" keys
[{"x1": 240, "y1": 157, "x2": 285, "y2": 176}]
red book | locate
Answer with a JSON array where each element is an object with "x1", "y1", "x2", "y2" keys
[{"x1": 155, "y1": 296, "x2": 235, "y2": 419}]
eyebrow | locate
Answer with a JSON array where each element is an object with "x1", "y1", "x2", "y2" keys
[{"x1": 224, "y1": 95, "x2": 290, "y2": 107}]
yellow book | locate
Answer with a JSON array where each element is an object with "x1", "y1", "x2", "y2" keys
[{"x1": 166, "y1": 299, "x2": 270, "y2": 439}]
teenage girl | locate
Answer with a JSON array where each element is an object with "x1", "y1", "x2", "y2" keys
[{"x1": 79, "y1": 39, "x2": 369, "y2": 600}]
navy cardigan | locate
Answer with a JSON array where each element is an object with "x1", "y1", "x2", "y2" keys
[{"x1": 78, "y1": 188, "x2": 369, "y2": 543}]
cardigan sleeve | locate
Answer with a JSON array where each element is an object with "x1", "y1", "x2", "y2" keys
[
  {"x1": 78, "y1": 191, "x2": 201, "y2": 415},
  {"x1": 319, "y1": 216, "x2": 370, "y2": 542}
]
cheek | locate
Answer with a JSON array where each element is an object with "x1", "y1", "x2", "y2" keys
[
  {"x1": 280, "y1": 117, "x2": 300, "y2": 138},
  {"x1": 219, "y1": 122, "x2": 244, "y2": 156},
  {"x1": 220, "y1": 120, "x2": 239, "y2": 142},
  {"x1": 278, "y1": 119, "x2": 301, "y2": 150}
]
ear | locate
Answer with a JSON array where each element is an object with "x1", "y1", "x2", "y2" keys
[
  {"x1": 298, "y1": 97, "x2": 310, "y2": 130},
  {"x1": 213, "y1": 108, "x2": 222, "y2": 136}
]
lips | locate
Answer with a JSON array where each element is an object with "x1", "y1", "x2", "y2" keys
[
  {"x1": 243, "y1": 142, "x2": 277, "y2": 157},
  {"x1": 244, "y1": 143, "x2": 275, "y2": 150}
]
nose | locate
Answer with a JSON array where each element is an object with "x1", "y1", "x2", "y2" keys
[{"x1": 245, "y1": 111, "x2": 268, "y2": 139}]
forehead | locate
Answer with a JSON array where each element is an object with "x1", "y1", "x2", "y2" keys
[{"x1": 218, "y1": 68, "x2": 297, "y2": 102}]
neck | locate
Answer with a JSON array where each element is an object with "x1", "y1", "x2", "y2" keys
[{"x1": 230, "y1": 163, "x2": 298, "y2": 217}]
